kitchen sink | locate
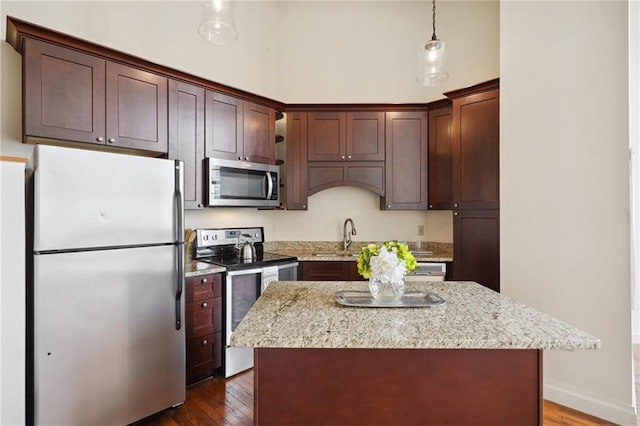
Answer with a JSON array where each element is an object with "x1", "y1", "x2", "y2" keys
[{"x1": 312, "y1": 251, "x2": 359, "y2": 258}]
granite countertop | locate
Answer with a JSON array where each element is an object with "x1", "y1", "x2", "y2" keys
[
  {"x1": 184, "y1": 260, "x2": 225, "y2": 277},
  {"x1": 231, "y1": 281, "x2": 600, "y2": 351},
  {"x1": 265, "y1": 241, "x2": 453, "y2": 262}
]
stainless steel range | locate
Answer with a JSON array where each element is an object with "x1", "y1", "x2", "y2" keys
[{"x1": 193, "y1": 227, "x2": 298, "y2": 377}]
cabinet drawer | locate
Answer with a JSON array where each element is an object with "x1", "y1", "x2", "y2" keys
[
  {"x1": 186, "y1": 331, "x2": 222, "y2": 381},
  {"x1": 186, "y1": 273, "x2": 222, "y2": 302},
  {"x1": 186, "y1": 297, "x2": 222, "y2": 338}
]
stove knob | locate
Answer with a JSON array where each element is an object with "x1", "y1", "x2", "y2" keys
[{"x1": 203, "y1": 235, "x2": 209, "y2": 241}]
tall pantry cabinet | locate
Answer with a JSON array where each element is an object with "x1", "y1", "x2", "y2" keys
[{"x1": 429, "y1": 79, "x2": 500, "y2": 292}]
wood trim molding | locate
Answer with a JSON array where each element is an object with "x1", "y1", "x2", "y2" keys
[
  {"x1": 444, "y1": 77, "x2": 500, "y2": 99},
  {"x1": 0, "y1": 156, "x2": 29, "y2": 163}
]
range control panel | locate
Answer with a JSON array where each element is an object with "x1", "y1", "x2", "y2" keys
[{"x1": 195, "y1": 227, "x2": 264, "y2": 248}]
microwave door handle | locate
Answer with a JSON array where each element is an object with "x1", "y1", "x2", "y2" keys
[{"x1": 266, "y1": 171, "x2": 273, "y2": 200}]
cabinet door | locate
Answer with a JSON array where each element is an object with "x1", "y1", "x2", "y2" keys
[
  {"x1": 243, "y1": 101, "x2": 275, "y2": 164},
  {"x1": 451, "y1": 89, "x2": 499, "y2": 209},
  {"x1": 346, "y1": 111, "x2": 385, "y2": 161},
  {"x1": 428, "y1": 106, "x2": 453, "y2": 210},
  {"x1": 285, "y1": 112, "x2": 308, "y2": 210},
  {"x1": 382, "y1": 111, "x2": 429, "y2": 210},
  {"x1": 23, "y1": 38, "x2": 106, "y2": 145},
  {"x1": 300, "y1": 261, "x2": 349, "y2": 281},
  {"x1": 453, "y1": 209, "x2": 500, "y2": 292},
  {"x1": 105, "y1": 62, "x2": 168, "y2": 153},
  {"x1": 168, "y1": 80, "x2": 205, "y2": 209},
  {"x1": 307, "y1": 112, "x2": 346, "y2": 161},
  {"x1": 308, "y1": 163, "x2": 384, "y2": 196},
  {"x1": 205, "y1": 91, "x2": 243, "y2": 161}
]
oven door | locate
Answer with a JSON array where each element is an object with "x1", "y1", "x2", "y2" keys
[{"x1": 224, "y1": 268, "x2": 262, "y2": 378}]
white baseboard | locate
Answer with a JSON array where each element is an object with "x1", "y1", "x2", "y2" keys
[{"x1": 544, "y1": 380, "x2": 636, "y2": 425}]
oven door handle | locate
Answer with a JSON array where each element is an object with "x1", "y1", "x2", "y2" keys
[{"x1": 226, "y1": 268, "x2": 266, "y2": 277}]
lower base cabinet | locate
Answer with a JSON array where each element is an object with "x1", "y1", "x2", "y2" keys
[
  {"x1": 453, "y1": 209, "x2": 500, "y2": 292},
  {"x1": 300, "y1": 261, "x2": 366, "y2": 281},
  {"x1": 185, "y1": 273, "x2": 222, "y2": 385}
]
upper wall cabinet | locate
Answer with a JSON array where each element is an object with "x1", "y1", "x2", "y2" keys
[
  {"x1": 243, "y1": 101, "x2": 276, "y2": 164},
  {"x1": 427, "y1": 103, "x2": 453, "y2": 210},
  {"x1": 381, "y1": 111, "x2": 429, "y2": 210},
  {"x1": 168, "y1": 80, "x2": 205, "y2": 209},
  {"x1": 23, "y1": 38, "x2": 168, "y2": 155},
  {"x1": 307, "y1": 112, "x2": 384, "y2": 162},
  {"x1": 447, "y1": 82, "x2": 500, "y2": 210},
  {"x1": 205, "y1": 91, "x2": 276, "y2": 165},
  {"x1": 285, "y1": 112, "x2": 309, "y2": 210}
]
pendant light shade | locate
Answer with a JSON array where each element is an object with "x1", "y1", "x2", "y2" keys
[
  {"x1": 418, "y1": 0, "x2": 448, "y2": 86},
  {"x1": 198, "y1": 0, "x2": 237, "y2": 45}
]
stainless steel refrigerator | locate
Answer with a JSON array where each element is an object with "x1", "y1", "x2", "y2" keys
[{"x1": 27, "y1": 145, "x2": 185, "y2": 425}]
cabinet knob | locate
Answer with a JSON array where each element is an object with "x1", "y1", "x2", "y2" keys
[
  {"x1": 201, "y1": 339, "x2": 208, "y2": 346},
  {"x1": 238, "y1": 156, "x2": 242, "y2": 160},
  {"x1": 341, "y1": 156, "x2": 345, "y2": 160},
  {"x1": 302, "y1": 205, "x2": 306, "y2": 209},
  {"x1": 454, "y1": 203, "x2": 459, "y2": 208},
  {"x1": 201, "y1": 301, "x2": 208, "y2": 308},
  {"x1": 429, "y1": 204, "x2": 433, "y2": 208},
  {"x1": 201, "y1": 278, "x2": 208, "y2": 284},
  {"x1": 387, "y1": 205, "x2": 391, "y2": 208},
  {"x1": 245, "y1": 157, "x2": 249, "y2": 161},
  {"x1": 347, "y1": 155, "x2": 352, "y2": 160},
  {"x1": 454, "y1": 212, "x2": 458, "y2": 216},
  {"x1": 107, "y1": 138, "x2": 115, "y2": 144},
  {"x1": 97, "y1": 137, "x2": 104, "y2": 142}
]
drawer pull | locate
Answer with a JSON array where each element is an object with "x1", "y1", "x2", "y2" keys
[
  {"x1": 201, "y1": 302, "x2": 208, "y2": 308},
  {"x1": 201, "y1": 278, "x2": 208, "y2": 284},
  {"x1": 201, "y1": 339, "x2": 208, "y2": 346}
]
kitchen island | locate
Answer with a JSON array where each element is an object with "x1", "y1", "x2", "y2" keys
[{"x1": 231, "y1": 281, "x2": 599, "y2": 426}]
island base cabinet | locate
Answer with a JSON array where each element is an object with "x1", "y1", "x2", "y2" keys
[{"x1": 254, "y1": 348, "x2": 542, "y2": 426}]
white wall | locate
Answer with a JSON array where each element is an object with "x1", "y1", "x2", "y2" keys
[{"x1": 501, "y1": 2, "x2": 634, "y2": 424}]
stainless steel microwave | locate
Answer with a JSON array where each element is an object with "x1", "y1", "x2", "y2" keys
[{"x1": 204, "y1": 158, "x2": 280, "y2": 208}]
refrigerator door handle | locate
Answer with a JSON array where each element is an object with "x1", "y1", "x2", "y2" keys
[{"x1": 174, "y1": 160, "x2": 185, "y2": 330}]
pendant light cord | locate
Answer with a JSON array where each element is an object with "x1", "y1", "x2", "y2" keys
[{"x1": 431, "y1": 0, "x2": 438, "y2": 41}]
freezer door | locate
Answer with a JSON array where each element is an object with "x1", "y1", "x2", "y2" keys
[
  {"x1": 33, "y1": 246, "x2": 185, "y2": 425},
  {"x1": 32, "y1": 145, "x2": 179, "y2": 251}
]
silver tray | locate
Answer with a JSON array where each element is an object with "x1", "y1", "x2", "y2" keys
[{"x1": 334, "y1": 290, "x2": 446, "y2": 308}]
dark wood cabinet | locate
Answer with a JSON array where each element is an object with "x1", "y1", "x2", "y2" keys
[
  {"x1": 381, "y1": 111, "x2": 429, "y2": 210},
  {"x1": 23, "y1": 38, "x2": 168, "y2": 154},
  {"x1": 453, "y1": 209, "x2": 500, "y2": 292},
  {"x1": 285, "y1": 112, "x2": 309, "y2": 210},
  {"x1": 307, "y1": 112, "x2": 384, "y2": 162},
  {"x1": 205, "y1": 92, "x2": 276, "y2": 164},
  {"x1": 308, "y1": 162, "x2": 384, "y2": 196},
  {"x1": 243, "y1": 101, "x2": 276, "y2": 164},
  {"x1": 300, "y1": 261, "x2": 365, "y2": 281},
  {"x1": 428, "y1": 104, "x2": 453, "y2": 210},
  {"x1": 168, "y1": 80, "x2": 205, "y2": 209},
  {"x1": 448, "y1": 86, "x2": 499, "y2": 210},
  {"x1": 444, "y1": 79, "x2": 500, "y2": 292},
  {"x1": 205, "y1": 91, "x2": 244, "y2": 161},
  {"x1": 185, "y1": 273, "x2": 223, "y2": 385}
]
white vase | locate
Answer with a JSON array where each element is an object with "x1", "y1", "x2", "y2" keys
[{"x1": 368, "y1": 276, "x2": 406, "y2": 301}]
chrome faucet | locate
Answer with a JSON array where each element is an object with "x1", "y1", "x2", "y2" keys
[{"x1": 343, "y1": 218, "x2": 357, "y2": 251}]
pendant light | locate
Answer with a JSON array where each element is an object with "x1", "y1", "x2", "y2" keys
[
  {"x1": 198, "y1": 0, "x2": 238, "y2": 45},
  {"x1": 418, "y1": 0, "x2": 448, "y2": 86}
]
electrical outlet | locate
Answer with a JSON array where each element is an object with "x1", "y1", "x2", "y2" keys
[{"x1": 417, "y1": 225, "x2": 424, "y2": 236}]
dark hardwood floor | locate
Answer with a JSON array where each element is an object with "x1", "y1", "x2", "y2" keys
[{"x1": 138, "y1": 369, "x2": 617, "y2": 426}]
